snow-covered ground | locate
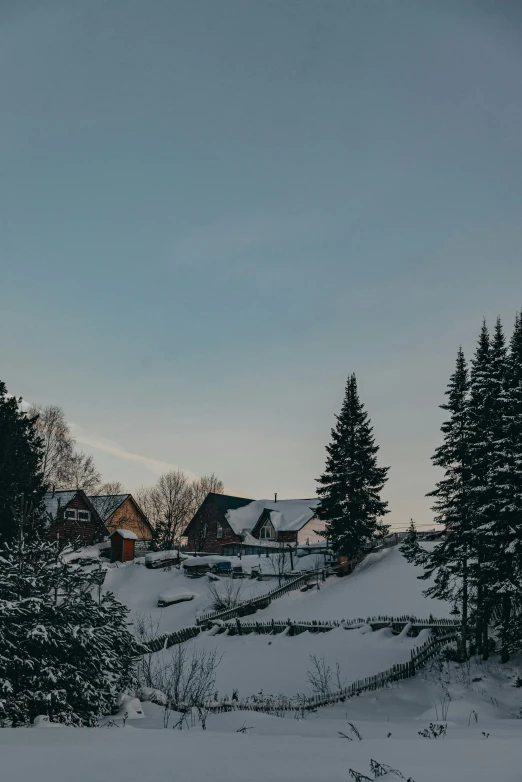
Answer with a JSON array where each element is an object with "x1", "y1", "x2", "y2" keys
[
  {"x1": 154, "y1": 624, "x2": 433, "y2": 699},
  {"x1": 104, "y1": 545, "x2": 452, "y2": 700},
  {"x1": 102, "y1": 556, "x2": 271, "y2": 635},
  {"x1": 260, "y1": 545, "x2": 451, "y2": 622},
  {"x1": 102, "y1": 551, "x2": 330, "y2": 636},
  {"x1": 4, "y1": 710, "x2": 522, "y2": 782},
  {"x1": 12, "y1": 543, "x2": 522, "y2": 780}
]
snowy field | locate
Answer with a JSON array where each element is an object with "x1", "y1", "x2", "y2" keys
[
  {"x1": 103, "y1": 544, "x2": 450, "y2": 642},
  {"x1": 4, "y1": 714, "x2": 522, "y2": 782},
  {"x1": 103, "y1": 545, "x2": 452, "y2": 700},
  {"x1": 154, "y1": 625, "x2": 432, "y2": 699},
  {"x1": 11, "y1": 545, "x2": 522, "y2": 781}
]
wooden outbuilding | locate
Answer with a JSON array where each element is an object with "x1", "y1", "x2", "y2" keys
[
  {"x1": 110, "y1": 529, "x2": 138, "y2": 563},
  {"x1": 89, "y1": 493, "x2": 153, "y2": 555}
]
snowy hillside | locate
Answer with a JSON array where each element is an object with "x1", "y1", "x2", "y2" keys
[{"x1": 261, "y1": 544, "x2": 451, "y2": 621}]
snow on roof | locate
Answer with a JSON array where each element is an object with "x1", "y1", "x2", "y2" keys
[
  {"x1": 226, "y1": 498, "x2": 319, "y2": 535},
  {"x1": 43, "y1": 490, "x2": 78, "y2": 520},
  {"x1": 89, "y1": 494, "x2": 130, "y2": 522},
  {"x1": 110, "y1": 529, "x2": 138, "y2": 540}
]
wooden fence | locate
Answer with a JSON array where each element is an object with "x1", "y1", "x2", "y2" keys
[
  {"x1": 213, "y1": 615, "x2": 460, "y2": 638},
  {"x1": 204, "y1": 631, "x2": 457, "y2": 714},
  {"x1": 144, "y1": 624, "x2": 201, "y2": 653},
  {"x1": 196, "y1": 570, "x2": 321, "y2": 626}
]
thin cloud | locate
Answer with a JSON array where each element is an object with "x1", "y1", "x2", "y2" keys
[{"x1": 70, "y1": 423, "x2": 199, "y2": 480}]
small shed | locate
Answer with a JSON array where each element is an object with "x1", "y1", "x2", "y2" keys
[{"x1": 110, "y1": 529, "x2": 138, "y2": 563}]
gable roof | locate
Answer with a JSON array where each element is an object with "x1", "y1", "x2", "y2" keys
[
  {"x1": 89, "y1": 493, "x2": 153, "y2": 535},
  {"x1": 183, "y1": 492, "x2": 254, "y2": 536},
  {"x1": 209, "y1": 493, "x2": 254, "y2": 514},
  {"x1": 227, "y1": 498, "x2": 319, "y2": 536},
  {"x1": 43, "y1": 490, "x2": 78, "y2": 520},
  {"x1": 110, "y1": 529, "x2": 138, "y2": 540},
  {"x1": 43, "y1": 489, "x2": 108, "y2": 535},
  {"x1": 89, "y1": 494, "x2": 130, "y2": 522}
]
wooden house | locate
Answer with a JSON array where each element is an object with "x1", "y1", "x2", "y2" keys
[
  {"x1": 110, "y1": 529, "x2": 137, "y2": 563},
  {"x1": 44, "y1": 489, "x2": 107, "y2": 546},
  {"x1": 183, "y1": 493, "x2": 324, "y2": 554},
  {"x1": 89, "y1": 494, "x2": 153, "y2": 555}
]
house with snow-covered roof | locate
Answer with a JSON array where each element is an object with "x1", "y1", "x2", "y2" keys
[
  {"x1": 89, "y1": 493, "x2": 153, "y2": 551},
  {"x1": 183, "y1": 493, "x2": 325, "y2": 554},
  {"x1": 43, "y1": 489, "x2": 108, "y2": 545}
]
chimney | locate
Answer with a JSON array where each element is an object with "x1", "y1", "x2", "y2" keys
[{"x1": 274, "y1": 493, "x2": 277, "y2": 503}]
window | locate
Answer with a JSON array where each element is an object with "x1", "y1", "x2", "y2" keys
[
  {"x1": 259, "y1": 522, "x2": 275, "y2": 540},
  {"x1": 216, "y1": 523, "x2": 224, "y2": 539},
  {"x1": 64, "y1": 509, "x2": 77, "y2": 521},
  {"x1": 78, "y1": 511, "x2": 91, "y2": 522}
]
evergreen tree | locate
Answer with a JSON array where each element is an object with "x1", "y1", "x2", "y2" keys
[
  {"x1": 422, "y1": 347, "x2": 472, "y2": 657},
  {"x1": 316, "y1": 373, "x2": 389, "y2": 556},
  {"x1": 0, "y1": 382, "x2": 46, "y2": 541},
  {"x1": 490, "y1": 315, "x2": 522, "y2": 661},
  {"x1": 467, "y1": 321, "x2": 496, "y2": 657},
  {"x1": 0, "y1": 498, "x2": 138, "y2": 726},
  {"x1": 400, "y1": 519, "x2": 423, "y2": 565}
]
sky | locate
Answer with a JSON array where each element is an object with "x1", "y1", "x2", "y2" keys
[{"x1": 1, "y1": 0, "x2": 522, "y2": 528}]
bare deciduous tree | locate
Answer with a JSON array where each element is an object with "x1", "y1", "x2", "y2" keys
[
  {"x1": 307, "y1": 655, "x2": 333, "y2": 696},
  {"x1": 67, "y1": 451, "x2": 102, "y2": 494},
  {"x1": 206, "y1": 577, "x2": 244, "y2": 612},
  {"x1": 189, "y1": 473, "x2": 224, "y2": 517},
  {"x1": 145, "y1": 646, "x2": 222, "y2": 728},
  {"x1": 137, "y1": 471, "x2": 224, "y2": 550},
  {"x1": 98, "y1": 480, "x2": 125, "y2": 496},
  {"x1": 28, "y1": 403, "x2": 74, "y2": 488},
  {"x1": 269, "y1": 548, "x2": 292, "y2": 585}
]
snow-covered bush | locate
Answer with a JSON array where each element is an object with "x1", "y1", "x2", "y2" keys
[{"x1": 0, "y1": 501, "x2": 139, "y2": 726}]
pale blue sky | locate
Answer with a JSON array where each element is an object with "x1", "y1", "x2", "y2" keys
[{"x1": 1, "y1": 1, "x2": 522, "y2": 525}]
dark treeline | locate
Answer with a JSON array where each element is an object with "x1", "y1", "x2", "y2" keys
[{"x1": 402, "y1": 313, "x2": 522, "y2": 663}]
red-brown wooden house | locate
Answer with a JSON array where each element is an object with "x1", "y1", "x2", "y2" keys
[
  {"x1": 183, "y1": 493, "x2": 323, "y2": 554},
  {"x1": 44, "y1": 489, "x2": 108, "y2": 546}
]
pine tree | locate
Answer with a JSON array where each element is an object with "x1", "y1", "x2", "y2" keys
[
  {"x1": 0, "y1": 498, "x2": 138, "y2": 726},
  {"x1": 316, "y1": 373, "x2": 389, "y2": 556},
  {"x1": 0, "y1": 382, "x2": 46, "y2": 541},
  {"x1": 400, "y1": 519, "x2": 423, "y2": 564},
  {"x1": 490, "y1": 314, "x2": 522, "y2": 661},
  {"x1": 422, "y1": 347, "x2": 472, "y2": 657},
  {"x1": 467, "y1": 321, "x2": 497, "y2": 657}
]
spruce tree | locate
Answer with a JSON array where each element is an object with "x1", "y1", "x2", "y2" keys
[
  {"x1": 0, "y1": 498, "x2": 138, "y2": 726},
  {"x1": 316, "y1": 373, "x2": 389, "y2": 556},
  {"x1": 399, "y1": 519, "x2": 423, "y2": 564},
  {"x1": 491, "y1": 314, "x2": 522, "y2": 661},
  {"x1": 422, "y1": 347, "x2": 472, "y2": 657},
  {"x1": 0, "y1": 382, "x2": 46, "y2": 541},
  {"x1": 467, "y1": 321, "x2": 496, "y2": 657}
]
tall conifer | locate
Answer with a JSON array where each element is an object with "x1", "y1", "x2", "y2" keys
[
  {"x1": 422, "y1": 347, "x2": 472, "y2": 656},
  {"x1": 0, "y1": 382, "x2": 46, "y2": 541},
  {"x1": 316, "y1": 374, "x2": 389, "y2": 556}
]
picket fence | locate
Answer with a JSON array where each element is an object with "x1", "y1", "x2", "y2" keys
[
  {"x1": 342, "y1": 615, "x2": 461, "y2": 629},
  {"x1": 144, "y1": 624, "x2": 201, "y2": 653},
  {"x1": 215, "y1": 615, "x2": 460, "y2": 638},
  {"x1": 204, "y1": 631, "x2": 457, "y2": 715}
]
